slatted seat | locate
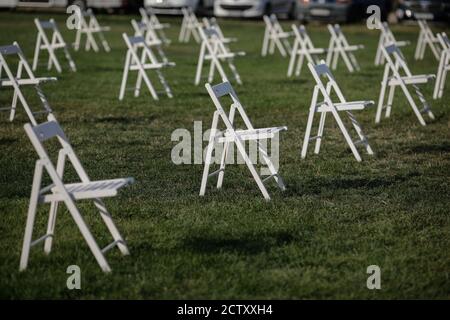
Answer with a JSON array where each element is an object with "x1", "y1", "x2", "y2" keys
[
  {"x1": 42, "y1": 178, "x2": 134, "y2": 203},
  {"x1": 218, "y1": 126, "x2": 287, "y2": 142},
  {"x1": 316, "y1": 100, "x2": 374, "y2": 112},
  {"x1": 20, "y1": 114, "x2": 134, "y2": 273},
  {"x1": 388, "y1": 74, "x2": 435, "y2": 86}
]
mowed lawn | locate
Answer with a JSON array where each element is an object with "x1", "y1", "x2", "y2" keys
[{"x1": 0, "y1": 12, "x2": 449, "y2": 299}]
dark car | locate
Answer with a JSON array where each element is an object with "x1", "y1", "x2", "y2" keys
[
  {"x1": 297, "y1": 0, "x2": 389, "y2": 23},
  {"x1": 396, "y1": 0, "x2": 450, "y2": 22}
]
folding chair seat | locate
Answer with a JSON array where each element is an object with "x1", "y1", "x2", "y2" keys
[
  {"x1": 375, "y1": 22, "x2": 410, "y2": 66},
  {"x1": 20, "y1": 114, "x2": 134, "y2": 272},
  {"x1": 376, "y1": 44, "x2": 435, "y2": 126},
  {"x1": 415, "y1": 20, "x2": 441, "y2": 61},
  {"x1": 195, "y1": 26, "x2": 245, "y2": 86},
  {"x1": 433, "y1": 32, "x2": 450, "y2": 99},
  {"x1": 32, "y1": 18, "x2": 76, "y2": 73},
  {"x1": 200, "y1": 81, "x2": 287, "y2": 201},
  {"x1": 326, "y1": 24, "x2": 363, "y2": 72},
  {"x1": 301, "y1": 60, "x2": 374, "y2": 162},
  {"x1": 119, "y1": 33, "x2": 174, "y2": 101},
  {"x1": 131, "y1": 19, "x2": 170, "y2": 64},
  {"x1": 179, "y1": 7, "x2": 201, "y2": 43},
  {"x1": 261, "y1": 14, "x2": 292, "y2": 57},
  {"x1": 139, "y1": 7, "x2": 171, "y2": 45},
  {"x1": 73, "y1": 9, "x2": 111, "y2": 52},
  {"x1": 287, "y1": 25, "x2": 326, "y2": 78},
  {"x1": 0, "y1": 42, "x2": 55, "y2": 125}
]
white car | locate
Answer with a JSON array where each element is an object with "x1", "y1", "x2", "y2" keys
[
  {"x1": 214, "y1": 0, "x2": 297, "y2": 18},
  {"x1": 144, "y1": 0, "x2": 215, "y2": 15}
]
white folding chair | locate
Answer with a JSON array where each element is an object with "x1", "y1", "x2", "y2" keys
[
  {"x1": 195, "y1": 26, "x2": 245, "y2": 86},
  {"x1": 20, "y1": 114, "x2": 134, "y2": 273},
  {"x1": 73, "y1": 9, "x2": 111, "y2": 53},
  {"x1": 119, "y1": 33, "x2": 174, "y2": 101},
  {"x1": 301, "y1": 61, "x2": 374, "y2": 162},
  {"x1": 433, "y1": 32, "x2": 450, "y2": 99},
  {"x1": 261, "y1": 14, "x2": 292, "y2": 57},
  {"x1": 201, "y1": 81, "x2": 287, "y2": 201},
  {"x1": 131, "y1": 19, "x2": 170, "y2": 64},
  {"x1": 376, "y1": 44, "x2": 435, "y2": 126},
  {"x1": 375, "y1": 22, "x2": 410, "y2": 66},
  {"x1": 32, "y1": 18, "x2": 76, "y2": 73},
  {"x1": 179, "y1": 7, "x2": 201, "y2": 43},
  {"x1": 415, "y1": 20, "x2": 441, "y2": 61},
  {"x1": 287, "y1": 24, "x2": 326, "y2": 78},
  {"x1": 0, "y1": 42, "x2": 56, "y2": 125},
  {"x1": 202, "y1": 17, "x2": 237, "y2": 44},
  {"x1": 326, "y1": 24, "x2": 363, "y2": 73},
  {"x1": 139, "y1": 7, "x2": 170, "y2": 45}
]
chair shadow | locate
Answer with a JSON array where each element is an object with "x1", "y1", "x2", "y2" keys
[
  {"x1": 284, "y1": 171, "x2": 420, "y2": 197},
  {"x1": 409, "y1": 142, "x2": 450, "y2": 154},
  {"x1": 183, "y1": 230, "x2": 296, "y2": 255},
  {"x1": 0, "y1": 137, "x2": 17, "y2": 145}
]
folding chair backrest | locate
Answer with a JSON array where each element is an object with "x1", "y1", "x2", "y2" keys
[
  {"x1": 24, "y1": 115, "x2": 70, "y2": 165},
  {"x1": 382, "y1": 43, "x2": 412, "y2": 77},
  {"x1": 307, "y1": 60, "x2": 348, "y2": 104},
  {"x1": 206, "y1": 81, "x2": 253, "y2": 130}
]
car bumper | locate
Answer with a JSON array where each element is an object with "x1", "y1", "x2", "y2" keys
[
  {"x1": 214, "y1": 1, "x2": 265, "y2": 18},
  {"x1": 298, "y1": 4, "x2": 350, "y2": 22}
]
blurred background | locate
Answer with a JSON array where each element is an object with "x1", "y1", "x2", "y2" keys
[{"x1": 1, "y1": 0, "x2": 449, "y2": 23}]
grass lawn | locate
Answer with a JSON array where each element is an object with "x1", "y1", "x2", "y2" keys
[{"x1": 0, "y1": 12, "x2": 449, "y2": 299}]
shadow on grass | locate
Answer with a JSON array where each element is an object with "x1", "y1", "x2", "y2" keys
[
  {"x1": 284, "y1": 171, "x2": 420, "y2": 197},
  {"x1": 409, "y1": 142, "x2": 450, "y2": 154},
  {"x1": 183, "y1": 231, "x2": 297, "y2": 255}
]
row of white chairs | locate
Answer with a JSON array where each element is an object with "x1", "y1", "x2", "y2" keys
[{"x1": 1, "y1": 11, "x2": 448, "y2": 273}]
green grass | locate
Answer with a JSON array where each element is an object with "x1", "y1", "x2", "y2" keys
[{"x1": 0, "y1": 12, "x2": 449, "y2": 299}]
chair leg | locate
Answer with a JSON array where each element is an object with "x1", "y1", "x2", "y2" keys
[
  {"x1": 314, "y1": 112, "x2": 327, "y2": 154},
  {"x1": 20, "y1": 161, "x2": 43, "y2": 271},
  {"x1": 200, "y1": 112, "x2": 219, "y2": 196},
  {"x1": 385, "y1": 85, "x2": 396, "y2": 118},
  {"x1": 43, "y1": 201, "x2": 59, "y2": 254},
  {"x1": 94, "y1": 199, "x2": 129, "y2": 256}
]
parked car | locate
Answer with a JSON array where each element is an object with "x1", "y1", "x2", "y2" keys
[
  {"x1": 396, "y1": 0, "x2": 450, "y2": 22},
  {"x1": 0, "y1": 0, "x2": 141, "y2": 11},
  {"x1": 144, "y1": 0, "x2": 214, "y2": 15},
  {"x1": 297, "y1": 0, "x2": 389, "y2": 23},
  {"x1": 214, "y1": 0, "x2": 298, "y2": 18}
]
